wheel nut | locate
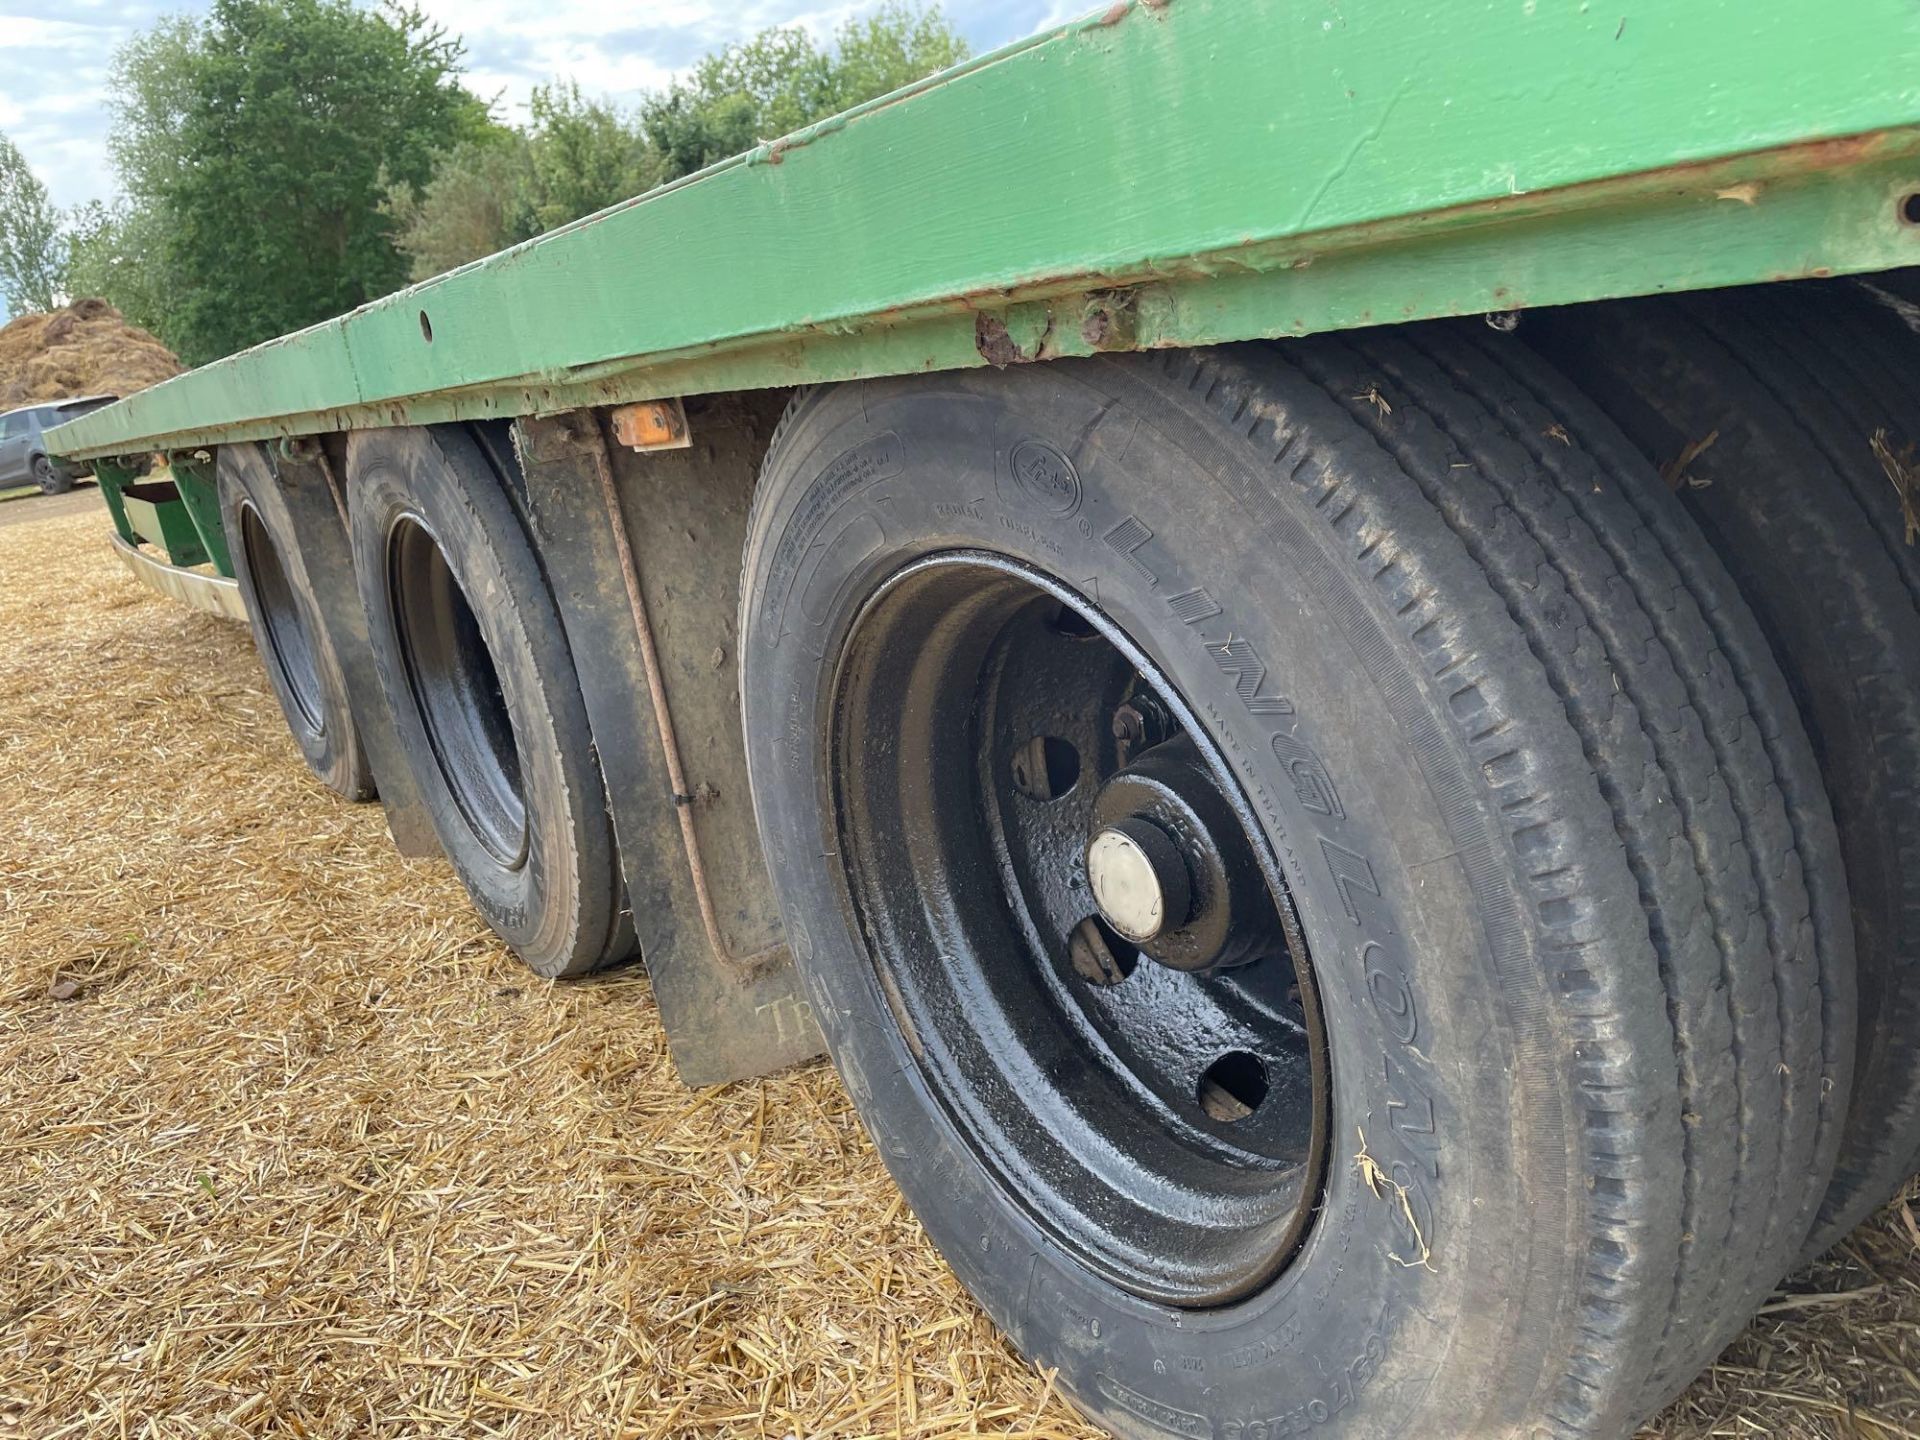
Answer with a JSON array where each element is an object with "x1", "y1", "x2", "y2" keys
[
  {"x1": 1109, "y1": 695, "x2": 1170, "y2": 766},
  {"x1": 1086, "y1": 818, "x2": 1191, "y2": 942}
]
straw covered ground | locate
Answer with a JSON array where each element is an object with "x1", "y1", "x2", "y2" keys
[{"x1": 2, "y1": 498, "x2": 1919, "y2": 1439}]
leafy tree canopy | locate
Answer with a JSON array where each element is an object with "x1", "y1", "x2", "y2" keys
[
  {"x1": 57, "y1": 17, "x2": 201, "y2": 339},
  {"x1": 160, "y1": 0, "x2": 490, "y2": 363},
  {"x1": 0, "y1": 131, "x2": 65, "y2": 315},
  {"x1": 387, "y1": 83, "x2": 658, "y2": 281},
  {"x1": 393, "y1": 3, "x2": 967, "y2": 281},
  {"x1": 642, "y1": 4, "x2": 968, "y2": 182},
  {"x1": 75, "y1": 1, "x2": 968, "y2": 348}
]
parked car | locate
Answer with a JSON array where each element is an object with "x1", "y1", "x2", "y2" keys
[{"x1": 0, "y1": 396, "x2": 118, "y2": 494}]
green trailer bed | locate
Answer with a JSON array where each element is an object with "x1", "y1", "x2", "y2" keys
[{"x1": 49, "y1": 0, "x2": 1920, "y2": 464}]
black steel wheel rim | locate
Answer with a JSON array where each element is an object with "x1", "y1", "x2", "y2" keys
[
  {"x1": 239, "y1": 500, "x2": 326, "y2": 737},
  {"x1": 386, "y1": 513, "x2": 529, "y2": 868},
  {"x1": 829, "y1": 551, "x2": 1331, "y2": 1307}
]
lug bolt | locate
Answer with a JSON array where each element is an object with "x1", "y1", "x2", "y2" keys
[
  {"x1": 1111, "y1": 694, "x2": 1171, "y2": 766},
  {"x1": 1069, "y1": 917, "x2": 1131, "y2": 986}
]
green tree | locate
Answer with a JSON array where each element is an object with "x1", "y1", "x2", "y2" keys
[
  {"x1": 63, "y1": 202, "x2": 174, "y2": 334},
  {"x1": 389, "y1": 83, "x2": 656, "y2": 281},
  {"x1": 159, "y1": 0, "x2": 491, "y2": 363},
  {"x1": 642, "y1": 27, "x2": 826, "y2": 180},
  {"x1": 386, "y1": 133, "x2": 537, "y2": 281},
  {"x1": 89, "y1": 0, "x2": 969, "y2": 338},
  {"x1": 52, "y1": 17, "x2": 202, "y2": 337},
  {"x1": 107, "y1": 15, "x2": 201, "y2": 212},
  {"x1": 0, "y1": 131, "x2": 65, "y2": 314},
  {"x1": 827, "y1": 4, "x2": 972, "y2": 113},
  {"x1": 642, "y1": 4, "x2": 968, "y2": 182},
  {"x1": 525, "y1": 84, "x2": 657, "y2": 233}
]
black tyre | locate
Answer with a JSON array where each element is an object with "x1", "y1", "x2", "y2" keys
[
  {"x1": 739, "y1": 331, "x2": 1852, "y2": 1438},
  {"x1": 218, "y1": 444, "x2": 375, "y2": 801},
  {"x1": 1529, "y1": 285, "x2": 1920, "y2": 1256},
  {"x1": 33, "y1": 454, "x2": 71, "y2": 495},
  {"x1": 348, "y1": 425, "x2": 632, "y2": 979}
]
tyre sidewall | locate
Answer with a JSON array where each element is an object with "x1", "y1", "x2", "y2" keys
[
  {"x1": 218, "y1": 444, "x2": 372, "y2": 799},
  {"x1": 349, "y1": 427, "x2": 619, "y2": 977},
  {"x1": 741, "y1": 360, "x2": 1579, "y2": 1438}
]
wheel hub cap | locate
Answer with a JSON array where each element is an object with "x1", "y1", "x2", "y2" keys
[{"x1": 1087, "y1": 818, "x2": 1188, "y2": 942}]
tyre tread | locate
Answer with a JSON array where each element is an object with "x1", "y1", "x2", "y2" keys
[
  {"x1": 1281, "y1": 324, "x2": 1838, "y2": 1420},
  {"x1": 1536, "y1": 288, "x2": 1916, "y2": 1255}
]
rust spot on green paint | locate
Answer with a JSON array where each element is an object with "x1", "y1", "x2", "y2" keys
[
  {"x1": 1094, "y1": 0, "x2": 1170, "y2": 24},
  {"x1": 1081, "y1": 290, "x2": 1139, "y2": 350},
  {"x1": 975, "y1": 305, "x2": 1055, "y2": 366},
  {"x1": 976, "y1": 314, "x2": 1030, "y2": 367}
]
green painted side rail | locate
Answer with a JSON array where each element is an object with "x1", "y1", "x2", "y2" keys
[{"x1": 51, "y1": 0, "x2": 1920, "y2": 463}]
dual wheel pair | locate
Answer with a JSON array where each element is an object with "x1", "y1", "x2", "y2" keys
[
  {"x1": 218, "y1": 423, "x2": 630, "y2": 978},
  {"x1": 229, "y1": 284, "x2": 1920, "y2": 1440}
]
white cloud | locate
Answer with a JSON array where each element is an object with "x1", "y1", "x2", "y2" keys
[{"x1": 0, "y1": 2, "x2": 162, "y2": 207}]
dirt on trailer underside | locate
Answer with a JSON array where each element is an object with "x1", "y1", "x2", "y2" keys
[{"x1": 2, "y1": 499, "x2": 1919, "y2": 1439}]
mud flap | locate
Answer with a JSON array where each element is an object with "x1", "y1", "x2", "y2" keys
[{"x1": 514, "y1": 401, "x2": 824, "y2": 1087}]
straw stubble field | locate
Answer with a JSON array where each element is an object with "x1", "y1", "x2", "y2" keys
[{"x1": 2, "y1": 498, "x2": 1918, "y2": 1439}]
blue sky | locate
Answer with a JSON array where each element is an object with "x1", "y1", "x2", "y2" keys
[{"x1": 0, "y1": 0, "x2": 1076, "y2": 212}]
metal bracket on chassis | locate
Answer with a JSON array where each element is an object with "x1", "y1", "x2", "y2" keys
[
  {"x1": 514, "y1": 399, "x2": 824, "y2": 1087},
  {"x1": 242, "y1": 439, "x2": 441, "y2": 857}
]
